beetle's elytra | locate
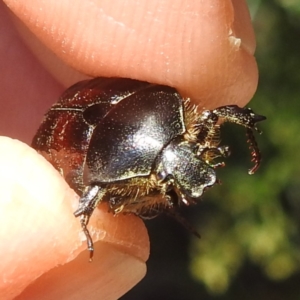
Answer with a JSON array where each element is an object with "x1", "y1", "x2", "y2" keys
[{"x1": 32, "y1": 77, "x2": 266, "y2": 258}]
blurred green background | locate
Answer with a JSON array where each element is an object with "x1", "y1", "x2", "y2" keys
[{"x1": 122, "y1": 1, "x2": 300, "y2": 299}]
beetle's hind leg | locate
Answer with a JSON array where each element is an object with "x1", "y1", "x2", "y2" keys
[{"x1": 74, "y1": 185, "x2": 107, "y2": 260}]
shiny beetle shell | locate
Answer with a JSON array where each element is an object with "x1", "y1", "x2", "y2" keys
[
  {"x1": 32, "y1": 77, "x2": 266, "y2": 258},
  {"x1": 33, "y1": 79, "x2": 185, "y2": 193}
]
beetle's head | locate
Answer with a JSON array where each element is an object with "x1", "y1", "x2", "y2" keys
[{"x1": 156, "y1": 138, "x2": 217, "y2": 202}]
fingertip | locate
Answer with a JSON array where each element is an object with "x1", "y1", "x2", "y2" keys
[
  {"x1": 15, "y1": 243, "x2": 147, "y2": 300},
  {"x1": 0, "y1": 137, "x2": 149, "y2": 299}
]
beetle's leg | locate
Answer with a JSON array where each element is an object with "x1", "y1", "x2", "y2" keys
[
  {"x1": 198, "y1": 145, "x2": 230, "y2": 159},
  {"x1": 212, "y1": 105, "x2": 266, "y2": 131},
  {"x1": 246, "y1": 127, "x2": 261, "y2": 174},
  {"x1": 211, "y1": 105, "x2": 266, "y2": 174},
  {"x1": 164, "y1": 190, "x2": 201, "y2": 238},
  {"x1": 197, "y1": 145, "x2": 231, "y2": 168},
  {"x1": 217, "y1": 145, "x2": 231, "y2": 157},
  {"x1": 80, "y1": 215, "x2": 94, "y2": 260},
  {"x1": 74, "y1": 185, "x2": 103, "y2": 217},
  {"x1": 74, "y1": 185, "x2": 107, "y2": 260},
  {"x1": 166, "y1": 209, "x2": 201, "y2": 239},
  {"x1": 196, "y1": 110, "x2": 219, "y2": 145}
]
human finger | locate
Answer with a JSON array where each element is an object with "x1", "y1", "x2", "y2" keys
[
  {"x1": 3, "y1": 0, "x2": 257, "y2": 107},
  {"x1": 0, "y1": 137, "x2": 149, "y2": 300}
]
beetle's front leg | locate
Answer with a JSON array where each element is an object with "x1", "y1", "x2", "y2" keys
[
  {"x1": 74, "y1": 185, "x2": 107, "y2": 260},
  {"x1": 212, "y1": 105, "x2": 266, "y2": 131},
  {"x1": 212, "y1": 105, "x2": 266, "y2": 174}
]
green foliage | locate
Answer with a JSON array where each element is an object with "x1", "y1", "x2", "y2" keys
[{"x1": 189, "y1": 0, "x2": 300, "y2": 294}]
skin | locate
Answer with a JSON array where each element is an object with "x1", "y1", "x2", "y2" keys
[{"x1": 0, "y1": 0, "x2": 257, "y2": 299}]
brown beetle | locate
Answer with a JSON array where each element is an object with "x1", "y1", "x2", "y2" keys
[{"x1": 32, "y1": 78, "x2": 266, "y2": 258}]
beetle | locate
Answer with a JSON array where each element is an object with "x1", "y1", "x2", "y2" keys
[{"x1": 32, "y1": 77, "x2": 266, "y2": 258}]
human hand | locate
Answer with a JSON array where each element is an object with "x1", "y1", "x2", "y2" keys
[{"x1": 0, "y1": 0, "x2": 257, "y2": 299}]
